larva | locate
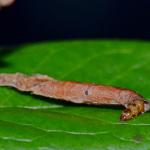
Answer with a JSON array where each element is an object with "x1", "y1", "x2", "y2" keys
[{"x1": 0, "y1": 73, "x2": 149, "y2": 121}]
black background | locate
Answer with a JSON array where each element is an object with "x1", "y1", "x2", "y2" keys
[{"x1": 0, "y1": 0, "x2": 150, "y2": 45}]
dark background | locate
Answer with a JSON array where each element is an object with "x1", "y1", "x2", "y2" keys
[{"x1": 0, "y1": 0, "x2": 150, "y2": 45}]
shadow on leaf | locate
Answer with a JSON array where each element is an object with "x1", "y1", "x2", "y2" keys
[{"x1": 0, "y1": 47, "x2": 19, "y2": 68}]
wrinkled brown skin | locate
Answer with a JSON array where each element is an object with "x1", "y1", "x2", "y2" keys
[{"x1": 0, "y1": 73, "x2": 149, "y2": 121}]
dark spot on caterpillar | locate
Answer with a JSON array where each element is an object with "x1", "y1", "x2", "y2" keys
[{"x1": 85, "y1": 90, "x2": 88, "y2": 95}]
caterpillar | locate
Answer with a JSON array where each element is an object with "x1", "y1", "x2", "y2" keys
[{"x1": 0, "y1": 73, "x2": 149, "y2": 121}]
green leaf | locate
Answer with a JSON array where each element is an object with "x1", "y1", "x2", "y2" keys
[{"x1": 0, "y1": 40, "x2": 150, "y2": 149}]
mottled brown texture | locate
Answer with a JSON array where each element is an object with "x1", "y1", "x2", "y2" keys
[{"x1": 0, "y1": 73, "x2": 149, "y2": 121}]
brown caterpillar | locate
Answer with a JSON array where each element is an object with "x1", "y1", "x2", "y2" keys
[{"x1": 0, "y1": 73, "x2": 149, "y2": 121}]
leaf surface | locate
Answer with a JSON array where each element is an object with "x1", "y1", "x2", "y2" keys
[{"x1": 0, "y1": 40, "x2": 150, "y2": 149}]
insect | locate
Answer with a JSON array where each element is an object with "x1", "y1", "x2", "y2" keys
[{"x1": 0, "y1": 73, "x2": 149, "y2": 121}]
